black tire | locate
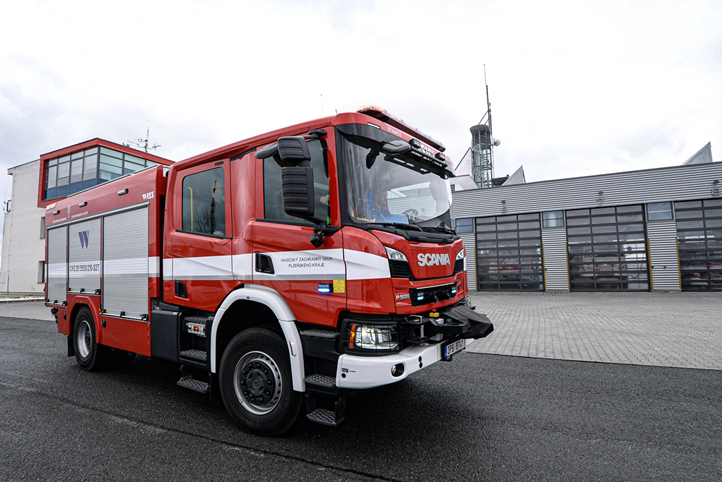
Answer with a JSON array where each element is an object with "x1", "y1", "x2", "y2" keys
[
  {"x1": 73, "y1": 307, "x2": 108, "y2": 371},
  {"x1": 219, "y1": 328, "x2": 302, "y2": 436}
]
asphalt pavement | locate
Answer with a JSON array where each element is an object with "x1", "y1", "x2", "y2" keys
[{"x1": 1, "y1": 294, "x2": 721, "y2": 480}]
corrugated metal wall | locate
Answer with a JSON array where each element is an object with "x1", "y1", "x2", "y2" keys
[
  {"x1": 453, "y1": 163, "x2": 722, "y2": 218},
  {"x1": 542, "y1": 227, "x2": 569, "y2": 290},
  {"x1": 647, "y1": 221, "x2": 681, "y2": 290},
  {"x1": 460, "y1": 232, "x2": 476, "y2": 290}
]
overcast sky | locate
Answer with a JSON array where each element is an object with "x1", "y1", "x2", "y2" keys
[{"x1": 2, "y1": 0, "x2": 721, "y2": 243}]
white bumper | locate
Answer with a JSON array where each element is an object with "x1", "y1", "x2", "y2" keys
[{"x1": 335, "y1": 338, "x2": 473, "y2": 389}]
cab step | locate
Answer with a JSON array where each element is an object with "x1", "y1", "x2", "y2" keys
[
  {"x1": 305, "y1": 373, "x2": 339, "y2": 396},
  {"x1": 177, "y1": 376, "x2": 210, "y2": 394}
]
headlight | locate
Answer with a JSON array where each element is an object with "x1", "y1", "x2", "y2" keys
[
  {"x1": 346, "y1": 323, "x2": 400, "y2": 353},
  {"x1": 456, "y1": 248, "x2": 465, "y2": 260},
  {"x1": 385, "y1": 246, "x2": 408, "y2": 262}
]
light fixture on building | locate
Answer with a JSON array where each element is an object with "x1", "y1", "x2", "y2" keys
[
  {"x1": 596, "y1": 190, "x2": 605, "y2": 205},
  {"x1": 501, "y1": 199, "x2": 508, "y2": 213},
  {"x1": 713, "y1": 180, "x2": 721, "y2": 197}
]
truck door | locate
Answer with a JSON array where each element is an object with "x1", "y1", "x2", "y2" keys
[
  {"x1": 252, "y1": 139, "x2": 345, "y2": 328},
  {"x1": 166, "y1": 161, "x2": 233, "y2": 312}
]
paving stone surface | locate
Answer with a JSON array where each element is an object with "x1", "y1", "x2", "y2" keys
[
  {"x1": 3, "y1": 295, "x2": 721, "y2": 370},
  {"x1": 466, "y1": 291, "x2": 722, "y2": 370}
]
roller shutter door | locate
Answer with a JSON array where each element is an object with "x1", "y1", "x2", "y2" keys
[
  {"x1": 47, "y1": 226, "x2": 67, "y2": 304},
  {"x1": 103, "y1": 207, "x2": 149, "y2": 318}
]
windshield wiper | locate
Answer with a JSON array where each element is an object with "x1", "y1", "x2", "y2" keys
[
  {"x1": 369, "y1": 222, "x2": 424, "y2": 232},
  {"x1": 425, "y1": 226, "x2": 456, "y2": 235}
]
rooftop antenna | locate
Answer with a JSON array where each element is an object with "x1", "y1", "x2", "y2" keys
[
  {"x1": 455, "y1": 65, "x2": 500, "y2": 188},
  {"x1": 127, "y1": 128, "x2": 161, "y2": 153}
]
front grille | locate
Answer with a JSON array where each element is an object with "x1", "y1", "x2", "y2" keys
[
  {"x1": 389, "y1": 260, "x2": 412, "y2": 278},
  {"x1": 410, "y1": 283, "x2": 456, "y2": 306},
  {"x1": 454, "y1": 258, "x2": 464, "y2": 274}
]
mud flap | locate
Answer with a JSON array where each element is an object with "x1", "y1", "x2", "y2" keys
[{"x1": 444, "y1": 305, "x2": 494, "y2": 339}]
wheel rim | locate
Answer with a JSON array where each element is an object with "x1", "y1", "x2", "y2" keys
[
  {"x1": 76, "y1": 320, "x2": 92, "y2": 359},
  {"x1": 233, "y1": 351, "x2": 282, "y2": 416}
]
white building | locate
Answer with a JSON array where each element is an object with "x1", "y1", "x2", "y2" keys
[{"x1": 1, "y1": 160, "x2": 46, "y2": 294}]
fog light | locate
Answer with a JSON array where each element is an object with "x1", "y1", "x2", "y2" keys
[{"x1": 391, "y1": 363, "x2": 405, "y2": 377}]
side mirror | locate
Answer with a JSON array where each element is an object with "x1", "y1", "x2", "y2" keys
[
  {"x1": 380, "y1": 139, "x2": 411, "y2": 156},
  {"x1": 282, "y1": 166, "x2": 317, "y2": 221},
  {"x1": 255, "y1": 136, "x2": 312, "y2": 168}
]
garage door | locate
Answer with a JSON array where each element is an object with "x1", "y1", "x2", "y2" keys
[
  {"x1": 676, "y1": 199, "x2": 722, "y2": 291},
  {"x1": 567, "y1": 205, "x2": 649, "y2": 291},
  {"x1": 475, "y1": 213, "x2": 543, "y2": 291}
]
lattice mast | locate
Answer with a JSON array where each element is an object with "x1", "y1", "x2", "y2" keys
[{"x1": 472, "y1": 66, "x2": 496, "y2": 188}]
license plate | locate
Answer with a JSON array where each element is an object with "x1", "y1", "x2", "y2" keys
[{"x1": 442, "y1": 339, "x2": 466, "y2": 360}]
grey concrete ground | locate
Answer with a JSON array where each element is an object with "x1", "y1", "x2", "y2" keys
[
  {"x1": 0, "y1": 300, "x2": 54, "y2": 321},
  {"x1": 467, "y1": 291, "x2": 722, "y2": 370}
]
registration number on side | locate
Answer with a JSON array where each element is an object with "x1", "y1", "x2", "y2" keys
[{"x1": 442, "y1": 339, "x2": 466, "y2": 360}]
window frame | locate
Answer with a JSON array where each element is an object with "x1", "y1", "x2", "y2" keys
[
  {"x1": 455, "y1": 217, "x2": 474, "y2": 234},
  {"x1": 646, "y1": 202, "x2": 674, "y2": 221},
  {"x1": 180, "y1": 165, "x2": 229, "y2": 238},
  {"x1": 542, "y1": 210, "x2": 565, "y2": 228}
]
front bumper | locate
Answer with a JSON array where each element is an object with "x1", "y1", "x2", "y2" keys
[{"x1": 335, "y1": 338, "x2": 475, "y2": 389}]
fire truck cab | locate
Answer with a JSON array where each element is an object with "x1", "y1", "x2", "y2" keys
[{"x1": 46, "y1": 107, "x2": 493, "y2": 435}]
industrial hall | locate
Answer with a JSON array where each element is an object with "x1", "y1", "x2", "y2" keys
[{"x1": 451, "y1": 143, "x2": 721, "y2": 292}]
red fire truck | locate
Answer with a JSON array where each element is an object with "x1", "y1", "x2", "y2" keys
[{"x1": 45, "y1": 106, "x2": 493, "y2": 435}]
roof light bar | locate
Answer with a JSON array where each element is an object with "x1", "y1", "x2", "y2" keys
[{"x1": 356, "y1": 105, "x2": 446, "y2": 152}]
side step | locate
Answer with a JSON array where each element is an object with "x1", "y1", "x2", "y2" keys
[
  {"x1": 177, "y1": 375, "x2": 210, "y2": 394},
  {"x1": 180, "y1": 349, "x2": 207, "y2": 362},
  {"x1": 305, "y1": 395, "x2": 346, "y2": 427}
]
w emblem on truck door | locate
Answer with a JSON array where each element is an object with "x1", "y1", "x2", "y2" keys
[{"x1": 78, "y1": 230, "x2": 90, "y2": 249}]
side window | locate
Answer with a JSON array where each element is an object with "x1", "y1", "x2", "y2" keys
[
  {"x1": 263, "y1": 139, "x2": 329, "y2": 224},
  {"x1": 182, "y1": 167, "x2": 226, "y2": 236}
]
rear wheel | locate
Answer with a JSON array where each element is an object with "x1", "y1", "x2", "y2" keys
[
  {"x1": 73, "y1": 307, "x2": 108, "y2": 371},
  {"x1": 219, "y1": 328, "x2": 302, "y2": 436}
]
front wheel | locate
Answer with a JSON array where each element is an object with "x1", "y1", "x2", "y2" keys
[{"x1": 219, "y1": 328, "x2": 302, "y2": 436}]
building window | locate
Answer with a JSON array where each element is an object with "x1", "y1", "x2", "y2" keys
[
  {"x1": 44, "y1": 146, "x2": 160, "y2": 201},
  {"x1": 542, "y1": 210, "x2": 565, "y2": 228},
  {"x1": 37, "y1": 261, "x2": 45, "y2": 284},
  {"x1": 647, "y1": 202, "x2": 673, "y2": 221},
  {"x1": 40, "y1": 217, "x2": 45, "y2": 239},
  {"x1": 455, "y1": 218, "x2": 473, "y2": 234}
]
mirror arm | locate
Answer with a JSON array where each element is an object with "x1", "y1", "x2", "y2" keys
[{"x1": 309, "y1": 222, "x2": 340, "y2": 248}]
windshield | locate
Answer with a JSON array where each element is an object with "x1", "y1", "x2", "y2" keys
[{"x1": 338, "y1": 127, "x2": 453, "y2": 232}]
